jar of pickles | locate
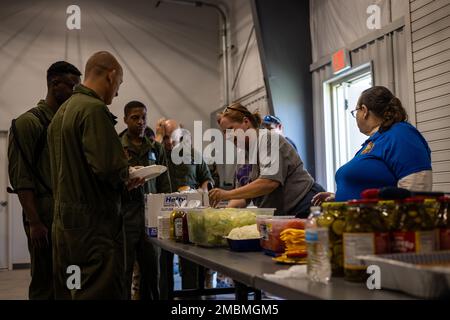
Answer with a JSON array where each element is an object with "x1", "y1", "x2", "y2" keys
[
  {"x1": 392, "y1": 197, "x2": 436, "y2": 253},
  {"x1": 437, "y1": 196, "x2": 450, "y2": 250},
  {"x1": 377, "y1": 200, "x2": 401, "y2": 232},
  {"x1": 424, "y1": 198, "x2": 440, "y2": 223},
  {"x1": 317, "y1": 202, "x2": 347, "y2": 276},
  {"x1": 343, "y1": 199, "x2": 390, "y2": 282}
]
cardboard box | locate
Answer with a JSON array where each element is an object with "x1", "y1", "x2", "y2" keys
[{"x1": 145, "y1": 192, "x2": 204, "y2": 237}]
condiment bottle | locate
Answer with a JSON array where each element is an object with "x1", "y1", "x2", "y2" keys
[{"x1": 171, "y1": 209, "x2": 189, "y2": 243}]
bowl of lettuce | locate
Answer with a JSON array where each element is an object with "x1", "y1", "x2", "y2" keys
[{"x1": 186, "y1": 208, "x2": 274, "y2": 247}]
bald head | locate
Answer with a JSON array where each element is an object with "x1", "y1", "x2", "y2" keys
[
  {"x1": 164, "y1": 119, "x2": 180, "y2": 136},
  {"x1": 162, "y1": 119, "x2": 181, "y2": 151},
  {"x1": 83, "y1": 51, "x2": 123, "y2": 105}
]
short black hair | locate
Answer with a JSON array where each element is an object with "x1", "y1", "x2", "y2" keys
[
  {"x1": 47, "y1": 61, "x2": 82, "y2": 84},
  {"x1": 124, "y1": 101, "x2": 147, "y2": 117},
  {"x1": 145, "y1": 127, "x2": 155, "y2": 139}
]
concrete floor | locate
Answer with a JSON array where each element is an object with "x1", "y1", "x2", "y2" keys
[
  {"x1": 0, "y1": 268, "x2": 264, "y2": 300},
  {"x1": 0, "y1": 269, "x2": 30, "y2": 300}
]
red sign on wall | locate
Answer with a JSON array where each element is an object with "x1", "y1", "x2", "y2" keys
[{"x1": 332, "y1": 49, "x2": 351, "y2": 74}]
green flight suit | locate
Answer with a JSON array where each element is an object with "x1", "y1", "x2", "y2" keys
[
  {"x1": 163, "y1": 151, "x2": 213, "y2": 296},
  {"x1": 47, "y1": 85, "x2": 129, "y2": 300},
  {"x1": 167, "y1": 150, "x2": 212, "y2": 191},
  {"x1": 120, "y1": 131, "x2": 171, "y2": 300},
  {"x1": 8, "y1": 100, "x2": 55, "y2": 300}
]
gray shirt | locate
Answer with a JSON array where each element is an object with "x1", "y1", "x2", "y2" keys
[{"x1": 247, "y1": 132, "x2": 314, "y2": 216}]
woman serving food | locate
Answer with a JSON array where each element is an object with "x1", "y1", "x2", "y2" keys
[{"x1": 209, "y1": 103, "x2": 324, "y2": 217}]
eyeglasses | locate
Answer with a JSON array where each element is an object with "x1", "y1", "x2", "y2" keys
[
  {"x1": 223, "y1": 106, "x2": 253, "y2": 118},
  {"x1": 350, "y1": 107, "x2": 361, "y2": 118}
]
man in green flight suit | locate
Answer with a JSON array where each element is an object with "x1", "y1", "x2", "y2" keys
[
  {"x1": 119, "y1": 101, "x2": 172, "y2": 300},
  {"x1": 47, "y1": 51, "x2": 144, "y2": 300},
  {"x1": 155, "y1": 119, "x2": 213, "y2": 298},
  {"x1": 8, "y1": 61, "x2": 81, "y2": 300}
]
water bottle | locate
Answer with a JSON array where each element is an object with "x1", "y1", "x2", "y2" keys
[{"x1": 305, "y1": 206, "x2": 331, "y2": 283}]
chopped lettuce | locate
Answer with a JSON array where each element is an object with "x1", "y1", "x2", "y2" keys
[
  {"x1": 188, "y1": 208, "x2": 259, "y2": 246},
  {"x1": 227, "y1": 224, "x2": 260, "y2": 240}
]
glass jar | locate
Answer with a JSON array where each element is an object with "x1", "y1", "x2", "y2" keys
[
  {"x1": 437, "y1": 196, "x2": 450, "y2": 250},
  {"x1": 170, "y1": 209, "x2": 189, "y2": 243},
  {"x1": 157, "y1": 213, "x2": 171, "y2": 240},
  {"x1": 343, "y1": 199, "x2": 390, "y2": 282},
  {"x1": 424, "y1": 198, "x2": 440, "y2": 224},
  {"x1": 377, "y1": 200, "x2": 401, "y2": 232},
  {"x1": 392, "y1": 197, "x2": 437, "y2": 253},
  {"x1": 318, "y1": 202, "x2": 347, "y2": 277}
]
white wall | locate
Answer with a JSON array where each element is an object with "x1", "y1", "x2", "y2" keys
[
  {"x1": 0, "y1": 0, "x2": 221, "y2": 134},
  {"x1": 0, "y1": 132, "x2": 10, "y2": 268},
  {"x1": 310, "y1": 0, "x2": 409, "y2": 61},
  {"x1": 9, "y1": 194, "x2": 27, "y2": 265},
  {"x1": 0, "y1": 129, "x2": 28, "y2": 267},
  {"x1": 227, "y1": 0, "x2": 266, "y2": 107},
  {"x1": 408, "y1": 0, "x2": 450, "y2": 192}
]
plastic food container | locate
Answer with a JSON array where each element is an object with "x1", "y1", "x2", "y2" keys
[
  {"x1": 157, "y1": 214, "x2": 171, "y2": 240},
  {"x1": 226, "y1": 238, "x2": 262, "y2": 252},
  {"x1": 186, "y1": 208, "x2": 275, "y2": 247},
  {"x1": 256, "y1": 216, "x2": 305, "y2": 256}
]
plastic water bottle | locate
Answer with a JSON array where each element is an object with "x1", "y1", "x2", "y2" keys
[{"x1": 305, "y1": 206, "x2": 331, "y2": 283}]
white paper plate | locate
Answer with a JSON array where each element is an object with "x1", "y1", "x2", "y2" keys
[{"x1": 129, "y1": 165, "x2": 167, "y2": 181}]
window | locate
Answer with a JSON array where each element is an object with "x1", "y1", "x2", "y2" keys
[{"x1": 323, "y1": 65, "x2": 373, "y2": 192}]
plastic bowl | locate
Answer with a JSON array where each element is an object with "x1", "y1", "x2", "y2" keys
[
  {"x1": 226, "y1": 238, "x2": 262, "y2": 252},
  {"x1": 186, "y1": 208, "x2": 275, "y2": 247},
  {"x1": 256, "y1": 216, "x2": 306, "y2": 255}
]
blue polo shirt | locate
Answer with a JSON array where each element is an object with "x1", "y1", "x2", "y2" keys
[{"x1": 335, "y1": 122, "x2": 432, "y2": 201}]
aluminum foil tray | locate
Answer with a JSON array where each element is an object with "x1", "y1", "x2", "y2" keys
[{"x1": 358, "y1": 251, "x2": 450, "y2": 299}]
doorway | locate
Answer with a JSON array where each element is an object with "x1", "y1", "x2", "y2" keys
[
  {"x1": 0, "y1": 131, "x2": 9, "y2": 269},
  {"x1": 324, "y1": 66, "x2": 373, "y2": 192}
]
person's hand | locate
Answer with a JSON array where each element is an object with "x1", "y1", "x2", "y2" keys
[
  {"x1": 209, "y1": 188, "x2": 230, "y2": 208},
  {"x1": 127, "y1": 177, "x2": 146, "y2": 190},
  {"x1": 29, "y1": 221, "x2": 49, "y2": 249},
  {"x1": 311, "y1": 192, "x2": 335, "y2": 206}
]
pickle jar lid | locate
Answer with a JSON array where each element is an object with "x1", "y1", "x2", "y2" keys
[
  {"x1": 378, "y1": 200, "x2": 395, "y2": 205},
  {"x1": 360, "y1": 188, "x2": 380, "y2": 199},
  {"x1": 322, "y1": 201, "x2": 347, "y2": 208}
]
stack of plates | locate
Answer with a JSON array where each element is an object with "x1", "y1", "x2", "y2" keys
[{"x1": 129, "y1": 165, "x2": 167, "y2": 181}]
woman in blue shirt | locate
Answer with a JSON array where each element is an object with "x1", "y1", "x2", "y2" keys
[{"x1": 312, "y1": 86, "x2": 432, "y2": 205}]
